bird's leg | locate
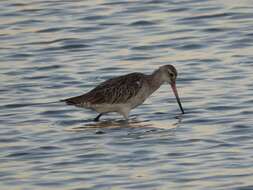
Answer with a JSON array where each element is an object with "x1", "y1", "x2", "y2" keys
[
  {"x1": 94, "y1": 113, "x2": 103, "y2": 122},
  {"x1": 119, "y1": 109, "x2": 130, "y2": 120}
]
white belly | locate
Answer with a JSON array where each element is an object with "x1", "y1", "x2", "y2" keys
[{"x1": 84, "y1": 84, "x2": 153, "y2": 118}]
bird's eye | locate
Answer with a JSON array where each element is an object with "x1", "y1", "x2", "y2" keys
[{"x1": 168, "y1": 72, "x2": 174, "y2": 78}]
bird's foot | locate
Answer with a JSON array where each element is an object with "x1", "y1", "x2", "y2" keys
[{"x1": 94, "y1": 113, "x2": 103, "y2": 122}]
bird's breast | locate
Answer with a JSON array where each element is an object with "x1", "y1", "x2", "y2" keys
[{"x1": 127, "y1": 85, "x2": 152, "y2": 108}]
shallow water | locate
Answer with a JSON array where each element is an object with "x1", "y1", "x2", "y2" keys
[{"x1": 1, "y1": 0, "x2": 253, "y2": 189}]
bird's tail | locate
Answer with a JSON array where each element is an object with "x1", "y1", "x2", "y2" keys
[{"x1": 60, "y1": 96, "x2": 83, "y2": 105}]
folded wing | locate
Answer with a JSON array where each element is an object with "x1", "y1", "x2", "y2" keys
[{"x1": 63, "y1": 73, "x2": 145, "y2": 106}]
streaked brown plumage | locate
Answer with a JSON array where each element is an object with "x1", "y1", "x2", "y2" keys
[
  {"x1": 65, "y1": 73, "x2": 144, "y2": 105},
  {"x1": 62, "y1": 65, "x2": 184, "y2": 121}
]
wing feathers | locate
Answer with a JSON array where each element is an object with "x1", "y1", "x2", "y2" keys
[{"x1": 63, "y1": 73, "x2": 145, "y2": 106}]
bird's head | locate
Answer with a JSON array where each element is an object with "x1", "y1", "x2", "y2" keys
[
  {"x1": 158, "y1": 65, "x2": 184, "y2": 114},
  {"x1": 159, "y1": 64, "x2": 178, "y2": 85}
]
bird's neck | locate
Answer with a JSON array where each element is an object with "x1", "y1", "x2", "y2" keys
[{"x1": 147, "y1": 69, "x2": 164, "y2": 93}]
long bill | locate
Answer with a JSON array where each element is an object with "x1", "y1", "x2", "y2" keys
[{"x1": 170, "y1": 82, "x2": 185, "y2": 114}]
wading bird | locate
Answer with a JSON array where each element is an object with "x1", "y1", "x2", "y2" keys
[{"x1": 62, "y1": 65, "x2": 184, "y2": 121}]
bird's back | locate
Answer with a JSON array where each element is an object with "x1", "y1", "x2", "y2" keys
[{"x1": 63, "y1": 72, "x2": 146, "y2": 107}]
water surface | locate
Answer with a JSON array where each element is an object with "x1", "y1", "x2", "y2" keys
[{"x1": 1, "y1": 0, "x2": 253, "y2": 189}]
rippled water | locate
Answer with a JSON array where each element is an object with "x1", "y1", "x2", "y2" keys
[{"x1": 1, "y1": 0, "x2": 253, "y2": 189}]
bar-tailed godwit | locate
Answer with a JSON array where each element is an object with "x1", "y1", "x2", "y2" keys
[{"x1": 62, "y1": 65, "x2": 184, "y2": 121}]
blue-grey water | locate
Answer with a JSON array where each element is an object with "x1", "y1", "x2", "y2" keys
[{"x1": 1, "y1": 0, "x2": 253, "y2": 189}]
